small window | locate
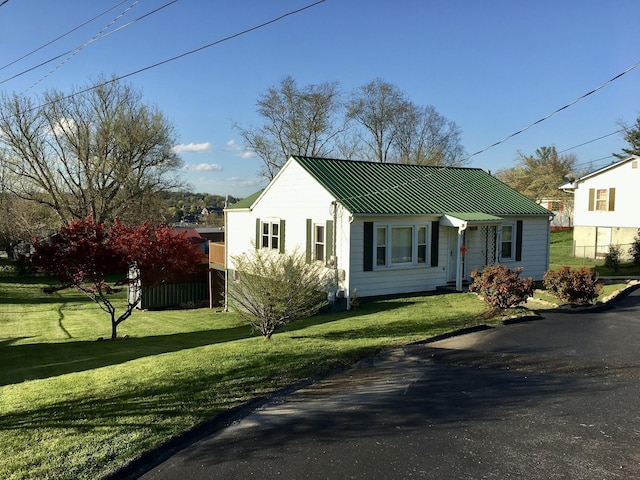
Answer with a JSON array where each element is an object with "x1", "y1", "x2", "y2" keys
[
  {"x1": 417, "y1": 226, "x2": 427, "y2": 264},
  {"x1": 501, "y1": 224, "x2": 514, "y2": 260},
  {"x1": 261, "y1": 221, "x2": 280, "y2": 250},
  {"x1": 314, "y1": 224, "x2": 325, "y2": 262},
  {"x1": 376, "y1": 226, "x2": 387, "y2": 266},
  {"x1": 595, "y1": 189, "x2": 608, "y2": 211}
]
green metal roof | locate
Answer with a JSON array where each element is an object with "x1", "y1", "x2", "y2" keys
[
  {"x1": 444, "y1": 211, "x2": 504, "y2": 222},
  {"x1": 293, "y1": 156, "x2": 551, "y2": 216},
  {"x1": 226, "y1": 189, "x2": 263, "y2": 210}
]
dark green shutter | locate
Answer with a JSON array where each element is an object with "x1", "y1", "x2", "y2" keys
[
  {"x1": 430, "y1": 221, "x2": 439, "y2": 267},
  {"x1": 515, "y1": 220, "x2": 523, "y2": 261},
  {"x1": 305, "y1": 219, "x2": 312, "y2": 263},
  {"x1": 255, "y1": 218, "x2": 260, "y2": 249},
  {"x1": 326, "y1": 220, "x2": 334, "y2": 266},
  {"x1": 363, "y1": 222, "x2": 373, "y2": 272},
  {"x1": 279, "y1": 219, "x2": 286, "y2": 253},
  {"x1": 588, "y1": 188, "x2": 595, "y2": 211}
]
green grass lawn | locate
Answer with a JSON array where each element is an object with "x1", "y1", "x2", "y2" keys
[
  {"x1": 1, "y1": 275, "x2": 494, "y2": 480},
  {"x1": 1, "y1": 242, "x2": 635, "y2": 480},
  {"x1": 549, "y1": 228, "x2": 640, "y2": 275}
]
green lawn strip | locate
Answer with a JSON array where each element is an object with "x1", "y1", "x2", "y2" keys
[{"x1": 1, "y1": 282, "x2": 487, "y2": 480}]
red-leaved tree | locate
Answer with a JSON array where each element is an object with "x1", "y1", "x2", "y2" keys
[{"x1": 33, "y1": 216, "x2": 204, "y2": 339}]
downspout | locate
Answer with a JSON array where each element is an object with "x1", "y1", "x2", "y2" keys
[
  {"x1": 346, "y1": 213, "x2": 354, "y2": 310},
  {"x1": 456, "y1": 222, "x2": 468, "y2": 292},
  {"x1": 331, "y1": 201, "x2": 339, "y2": 304}
]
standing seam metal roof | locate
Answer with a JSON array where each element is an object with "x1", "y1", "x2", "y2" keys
[{"x1": 293, "y1": 156, "x2": 551, "y2": 216}]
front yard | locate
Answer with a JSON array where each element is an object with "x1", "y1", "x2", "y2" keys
[{"x1": 0, "y1": 231, "x2": 635, "y2": 479}]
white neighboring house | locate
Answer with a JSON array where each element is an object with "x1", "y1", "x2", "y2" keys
[
  {"x1": 225, "y1": 156, "x2": 553, "y2": 309},
  {"x1": 560, "y1": 155, "x2": 640, "y2": 258}
]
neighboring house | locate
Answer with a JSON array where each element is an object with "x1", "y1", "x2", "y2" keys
[
  {"x1": 225, "y1": 156, "x2": 553, "y2": 309},
  {"x1": 539, "y1": 198, "x2": 572, "y2": 229},
  {"x1": 560, "y1": 155, "x2": 640, "y2": 259}
]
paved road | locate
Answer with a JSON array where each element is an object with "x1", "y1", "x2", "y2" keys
[{"x1": 135, "y1": 287, "x2": 640, "y2": 480}]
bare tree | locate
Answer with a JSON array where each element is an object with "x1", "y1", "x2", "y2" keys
[
  {"x1": 394, "y1": 104, "x2": 467, "y2": 166},
  {"x1": 346, "y1": 78, "x2": 410, "y2": 163},
  {"x1": 347, "y1": 79, "x2": 465, "y2": 165},
  {"x1": 0, "y1": 77, "x2": 184, "y2": 225},
  {"x1": 235, "y1": 76, "x2": 345, "y2": 180}
]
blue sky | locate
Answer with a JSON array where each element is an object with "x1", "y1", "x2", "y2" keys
[{"x1": 1, "y1": 0, "x2": 638, "y2": 198}]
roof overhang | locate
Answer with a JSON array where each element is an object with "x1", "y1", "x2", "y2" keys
[{"x1": 441, "y1": 212, "x2": 504, "y2": 229}]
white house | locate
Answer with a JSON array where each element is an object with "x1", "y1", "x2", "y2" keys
[
  {"x1": 560, "y1": 155, "x2": 640, "y2": 258},
  {"x1": 224, "y1": 156, "x2": 552, "y2": 309}
]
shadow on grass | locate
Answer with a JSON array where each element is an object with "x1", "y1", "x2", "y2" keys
[{"x1": 1, "y1": 300, "x2": 408, "y2": 386}]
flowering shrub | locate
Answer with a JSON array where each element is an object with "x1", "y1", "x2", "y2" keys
[
  {"x1": 542, "y1": 266, "x2": 602, "y2": 305},
  {"x1": 469, "y1": 265, "x2": 534, "y2": 310}
]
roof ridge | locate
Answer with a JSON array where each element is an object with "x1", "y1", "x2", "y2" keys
[{"x1": 291, "y1": 155, "x2": 484, "y2": 172}]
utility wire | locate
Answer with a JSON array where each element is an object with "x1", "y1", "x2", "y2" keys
[
  {"x1": 558, "y1": 129, "x2": 625, "y2": 154},
  {"x1": 466, "y1": 59, "x2": 640, "y2": 160},
  {"x1": 22, "y1": 0, "x2": 326, "y2": 114},
  {"x1": 0, "y1": 0, "x2": 177, "y2": 88},
  {"x1": 23, "y1": 0, "x2": 143, "y2": 92},
  {"x1": 0, "y1": 0, "x2": 129, "y2": 73}
]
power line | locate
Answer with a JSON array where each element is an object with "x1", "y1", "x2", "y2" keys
[
  {"x1": 557, "y1": 129, "x2": 624, "y2": 154},
  {"x1": 466, "y1": 58, "x2": 640, "y2": 161},
  {"x1": 0, "y1": 0, "x2": 130, "y2": 73},
  {"x1": 23, "y1": 0, "x2": 144, "y2": 92},
  {"x1": 0, "y1": 0, "x2": 177, "y2": 88},
  {"x1": 22, "y1": 0, "x2": 327, "y2": 114}
]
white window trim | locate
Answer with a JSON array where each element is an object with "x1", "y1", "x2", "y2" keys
[
  {"x1": 499, "y1": 221, "x2": 516, "y2": 262},
  {"x1": 595, "y1": 188, "x2": 609, "y2": 212},
  {"x1": 261, "y1": 220, "x2": 280, "y2": 250},
  {"x1": 373, "y1": 222, "x2": 430, "y2": 269},
  {"x1": 314, "y1": 223, "x2": 326, "y2": 262}
]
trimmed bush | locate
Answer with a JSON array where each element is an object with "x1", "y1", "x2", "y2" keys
[
  {"x1": 543, "y1": 266, "x2": 602, "y2": 305},
  {"x1": 469, "y1": 265, "x2": 534, "y2": 310},
  {"x1": 604, "y1": 244, "x2": 622, "y2": 272}
]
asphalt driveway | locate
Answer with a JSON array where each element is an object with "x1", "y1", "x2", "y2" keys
[{"x1": 128, "y1": 286, "x2": 640, "y2": 480}]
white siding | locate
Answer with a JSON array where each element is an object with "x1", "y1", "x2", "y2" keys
[
  {"x1": 349, "y1": 216, "x2": 447, "y2": 298},
  {"x1": 574, "y1": 159, "x2": 640, "y2": 229},
  {"x1": 226, "y1": 159, "x2": 351, "y2": 294}
]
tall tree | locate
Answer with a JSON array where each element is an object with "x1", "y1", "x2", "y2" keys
[
  {"x1": 394, "y1": 104, "x2": 467, "y2": 166},
  {"x1": 347, "y1": 79, "x2": 466, "y2": 165},
  {"x1": 614, "y1": 116, "x2": 640, "y2": 159},
  {"x1": 32, "y1": 216, "x2": 203, "y2": 340},
  {"x1": 235, "y1": 76, "x2": 344, "y2": 180},
  {"x1": 346, "y1": 78, "x2": 409, "y2": 163},
  {"x1": 0, "y1": 78, "x2": 184, "y2": 225},
  {"x1": 496, "y1": 146, "x2": 576, "y2": 203}
]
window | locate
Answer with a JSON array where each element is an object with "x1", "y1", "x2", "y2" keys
[
  {"x1": 500, "y1": 223, "x2": 514, "y2": 260},
  {"x1": 314, "y1": 224, "x2": 325, "y2": 262},
  {"x1": 417, "y1": 226, "x2": 427, "y2": 264},
  {"x1": 501, "y1": 224, "x2": 513, "y2": 259},
  {"x1": 261, "y1": 221, "x2": 279, "y2": 250},
  {"x1": 588, "y1": 188, "x2": 616, "y2": 212},
  {"x1": 374, "y1": 223, "x2": 429, "y2": 268},
  {"x1": 376, "y1": 226, "x2": 387, "y2": 266},
  {"x1": 595, "y1": 189, "x2": 608, "y2": 211},
  {"x1": 391, "y1": 227, "x2": 412, "y2": 264}
]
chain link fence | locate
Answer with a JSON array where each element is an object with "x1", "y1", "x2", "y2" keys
[{"x1": 550, "y1": 242, "x2": 635, "y2": 266}]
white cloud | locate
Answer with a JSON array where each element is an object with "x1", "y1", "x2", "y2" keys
[
  {"x1": 192, "y1": 163, "x2": 223, "y2": 171},
  {"x1": 225, "y1": 139, "x2": 256, "y2": 159},
  {"x1": 172, "y1": 142, "x2": 212, "y2": 154},
  {"x1": 228, "y1": 176, "x2": 261, "y2": 187},
  {"x1": 226, "y1": 139, "x2": 241, "y2": 151}
]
